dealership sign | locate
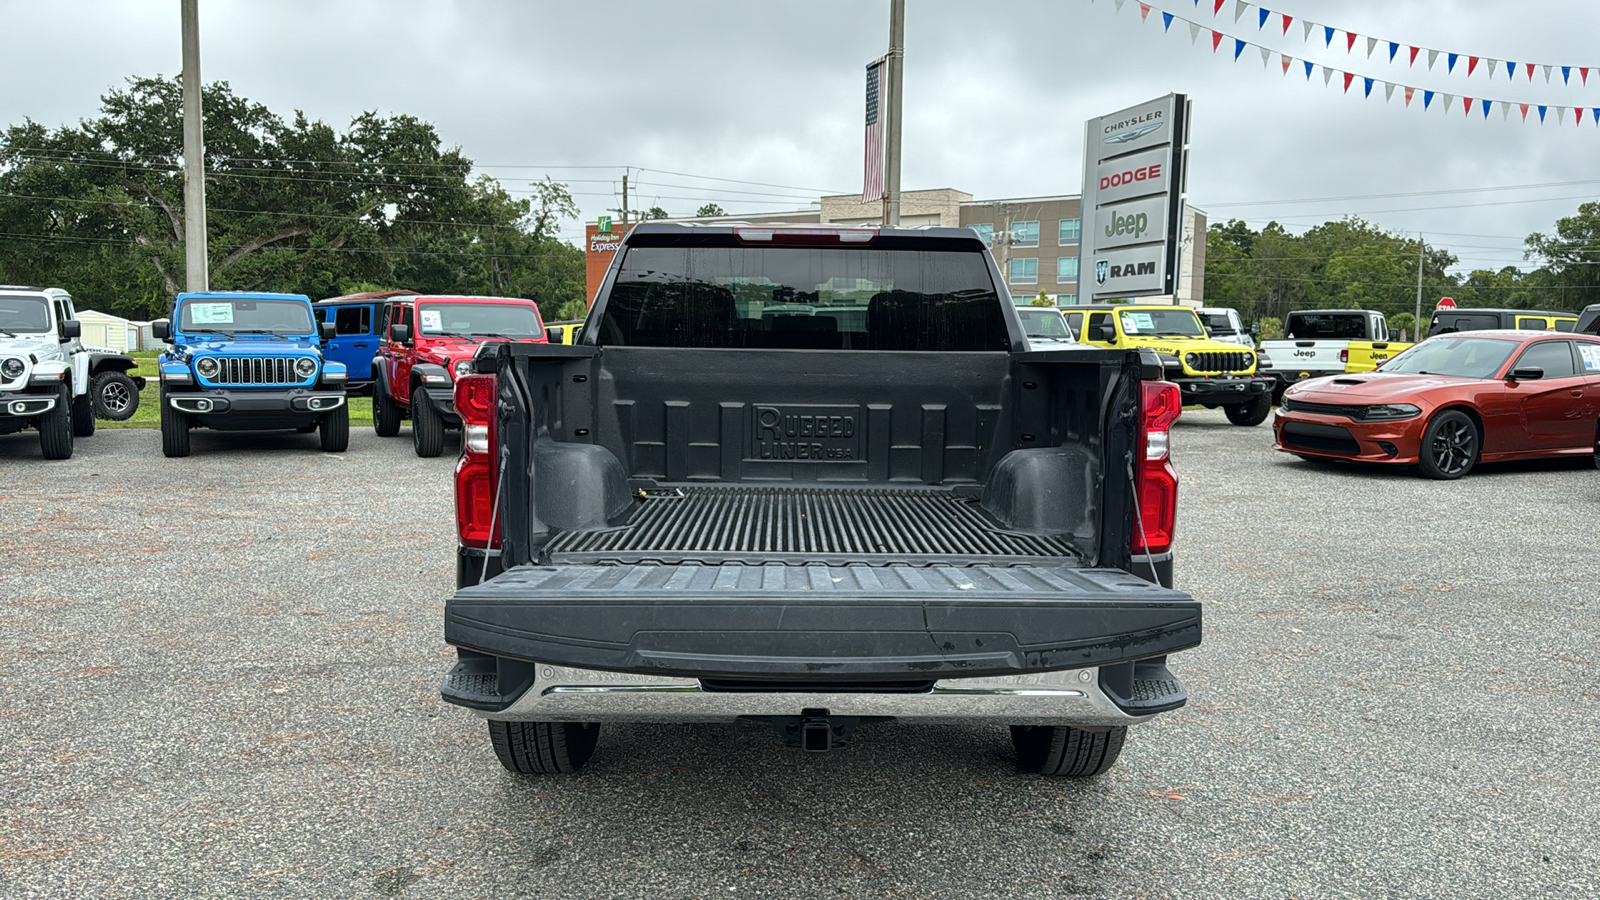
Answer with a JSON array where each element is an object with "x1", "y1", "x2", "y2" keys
[{"x1": 1079, "y1": 94, "x2": 1189, "y2": 302}]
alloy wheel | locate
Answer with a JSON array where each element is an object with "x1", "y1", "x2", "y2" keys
[{"x1": 1431, "y1": 419, "x2": 1476, "y2": 476}]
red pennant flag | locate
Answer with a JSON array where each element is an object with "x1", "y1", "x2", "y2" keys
[
  {"x1": 1139, "y1": 2, "x2": 1151, "y2": 21},
  {"x1": 1519, "y1": 103, "x2": 1529, "y2": 121},
  {"x1": 1404, "y1": 87, "x2": 1415, "y2": 107},
  {"x1": 1576, "y1": 108, "x2": 1585, "y2": 126},
  {"x1": 1467, "y1": 56, "x2": 1479, "y2": 76},
  {"x1": 1462, "y1": 96, "x2": 1473, "y2": 116},
  {"x1": 1211, "y1": 29, "x2": 1224, "y2": 51},
  {"x1": 1346, "y1": 32, "x2": 1358, "y2": 52},
  {"x1": 1281, "y1": 54, "x2": 1292, "y2": 75},
  {"x1": 1526, "y1": 62, "x2": 1536, "y2": 80},
  {"x1": 1343, "y1": 72, "x2": 1355, "y2": 92},
  {"x1": 1408, "y1": 46, "x2": 1420, "y2": 66},
  {"x1": 1213, "y1": 0, "x2": 1225, "y2": 13},
  {"x1": 1280, "y1": 13, "x2": 1292, "y2": 35},
  {"x1": 1583, "y1": 67, "x2": 1591, "y2": 85}
]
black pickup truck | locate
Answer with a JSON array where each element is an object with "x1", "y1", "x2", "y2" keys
[{"x1": 439, "y1": 223, "x2": 1200, "y2": 778}]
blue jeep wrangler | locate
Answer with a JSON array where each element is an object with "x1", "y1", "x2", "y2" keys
[
  {"x1": 152, "y1": 291, "x2": 350, "y2": 458},
  {"x1": 312, "y1": 290, "x2": 414, "y2": 394}
]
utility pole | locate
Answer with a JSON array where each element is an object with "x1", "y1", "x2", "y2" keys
[
  {"x1": 180, "y1": 0, "x2": 208, "y2": 292},
  {"x1": 1413, "y1": 234, "x2": 1424, "y2": 340},
  {"x1": 883, "y1": 0, "x2": 905, "y2": 226},
  {"x1": 620, "y1": 171, "x2": 630, "y2": 229}
]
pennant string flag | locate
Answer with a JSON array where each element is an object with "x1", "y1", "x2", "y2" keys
[
  {"x1": 1234, "y1": 37, "x2": 1246, "y2": 60},
  {"x1": 1163, "y1": 11, "x2": 1174, "y2": 30},
  {"x1": 1447, "y1": 52, "x2": 1458, "y2": 74},
  {"x1": 1346, "y1": 31, "x2": 1358, "y2": 53},
  {"x1": 1258, "y1": 7, "x2": 1269, "y2": 29},
  {"x1": 1280, "y1": 13, "x2": 1291, "y2": 35},
  {"x1": 1324, "y1": 25, "x2": 1335, "y2": 47},
  {"x1": 1363, "y1": 76, "x2": 1374, "y2": 98},
  {"x1": 1388, "y1": 41, "x2": 1399, "y2": 62}
]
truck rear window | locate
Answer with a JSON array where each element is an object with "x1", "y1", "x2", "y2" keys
[
  {"x1": 597, "y1": 245, "x2": 1009, "y2": 351},
  {"x1": 1285, "y1": 313, "x2": 1366, "y2": 339}
]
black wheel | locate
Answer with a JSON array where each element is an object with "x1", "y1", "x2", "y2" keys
[
  {"x1": 70, "y1": 390, "x2": 95, "y2": 437},
  {"x1": 487, "y1": 720, "x2": 599, "y2": 775},
  {"x1": 319, "y1": 402, "x2": 349, "y2": 452},
  {"x1": 1223, "y1": 393, "x2": 1272, "y2": 426},
  {"x1": 91, "y1": 371, "x2": 139, "y2": 421},
  {"x1": 37, "y1": 383, "x2": 74, "y2": 460},
  {"x1": 1010, "y1": 725, "x2": 1127, "y2": 778},
  {"x1": 373, "y1": 379, "x2": 401, "y2": 437},
  {"x1": 411, "y1": 389, "x2": 444, "y2": 457},
  {"x1": 1418, "y1": 409, "x2": 1478, "y2": 480},
  {"x1": 160, "y1": 388, "x2": 191, "y2": 458}
]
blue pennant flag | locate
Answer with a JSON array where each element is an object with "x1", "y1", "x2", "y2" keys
[
  {"x1": 1447, "y1": 52, "x2": 1458, "y2": 73},
  {"x1": 1323, "y1": 25, "x2": 1335, "y2": 47},
  {"x1": 1538, "y1": 105, "x2": 1547, "y2": 122},
  {"x1": 1304, "y1": 59, "x2": 1314, "y2": 79},
  {"x1": 1481, "y1": 99, "x2": 1491, "y2": 119},
  {"x1": 1593, "y1": 108, "x2": 1599, "y2": 125},
  {"x1": 1563, "y1": 66, "x2": 1571, "y2": 84},
  {"x1": 1388, "y1": 41, "x2": 1399, "y2": 62},
  {"x1": 1505, "y1": 60, "x2": 1516, "y2": 79},
  {"x1": 1259, "y1": 8, "x2": 1270, "y2": 29},
  {"x1": 1163, "y1": 11, "x2": 1174, "y2": 30},
  {"x1": 1423, "y1": 90, "x2": 1435, "y2": 109},
  {"x1": 1363, "y1": 77, "x2": 1373, "y2": 97},
  {"x1": 1234, "y1": 38, "x2": 1246, "y2": 60}
]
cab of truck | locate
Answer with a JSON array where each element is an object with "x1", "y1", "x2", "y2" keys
[
  {"x1": 1076, "y1": 304, "x2": 1274, "y2": 425},
  {"x1": 1427, "y1": 308, "x2": 1577, "y2": 337}
]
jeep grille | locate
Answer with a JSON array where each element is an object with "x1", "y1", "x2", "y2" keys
[
  {"x1": 1188, "y1": 351, "x2": 1253, "y2": 374},
  {"x1": 208, "y1": 357, "x2": 302, "y2": 386}
]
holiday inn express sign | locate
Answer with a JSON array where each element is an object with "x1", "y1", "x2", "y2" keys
[{"x1": 1079, "y1": 93, "x2": 1189, "y2": 301}]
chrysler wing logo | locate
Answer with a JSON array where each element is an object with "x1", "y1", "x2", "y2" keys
[
  {"x1": 1103, "y1": 121, "x2": 1164, "y2": 144},
  {"x1": 1095, "y1": 259, "x2": 1109, "y2": 285}
]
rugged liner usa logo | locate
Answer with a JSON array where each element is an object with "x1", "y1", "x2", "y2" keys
[{"x1": 751, "y1": 405, "x2": 864, "y2": 461}]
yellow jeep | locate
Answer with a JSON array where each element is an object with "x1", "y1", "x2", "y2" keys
[
  {"x1": 1075, "y1": 304, "x2": 1275, "y2": 425},
  {"x1": 544, "y1": 320, "x2": 584, "y2": 345}
]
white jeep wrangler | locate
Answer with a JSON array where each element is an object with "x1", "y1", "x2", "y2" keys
[{"x1": 0, "y1": 286, "x2": 95, "y2": 459}]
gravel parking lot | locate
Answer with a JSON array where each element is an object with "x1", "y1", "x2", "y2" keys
[{"x1": 2, "y1": 413, "x2": 1597, "y2": 898}]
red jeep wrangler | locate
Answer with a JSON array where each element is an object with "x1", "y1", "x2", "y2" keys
[{"x1": 371, "y1": 295, "x2": 547, "y2": 456}]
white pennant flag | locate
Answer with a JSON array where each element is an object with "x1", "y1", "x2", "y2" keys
[
  {"x1": 1114, "y1": 0, "x2": 1126, "y2": 10},
  {"x1": 1234, "y1": 0, "x2": 1248, "y2": 23},
  {"x1": 1322, "y1": 65, "x2": 1335, "y2": 86},
  {"x1": 1486, "y1": 58, "x2": 1498, "y2": 80},
  {"x1": 1366, "y1": 36, "x2": 1378, "y2": 58},
  {"x1": 1302, "y1": 20, "x2": 1315, "y2": 41},
  {"x1": 1427, "y1": 49, "x2": 1440, "y2": 70},
  {"x1": 1556, "y1": 106, "x2": 1566, "y2": 124},
  {"x1": 1260, "y1": 45, "x2": 1272, "y2": 68},
  {"x1": 1188, "y1": 21, "x2": 1202, "y2": 44},
  {"x1": 1500, "y1": 100, "x2": 1511, "y2": 121},
  {"x1": 1384, "y1": 82, "x2": 1396, "y2": 102},
  {"x1": 1441, "y1": 92, "x2": 1453, "y2": 115},
  {"x1": 1543, "y1": 64, "x2": 1553, "y2": 82}
]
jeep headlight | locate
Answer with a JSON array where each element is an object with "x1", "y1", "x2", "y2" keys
[
  {"x1": 295, "y1": 357, "x2": 318, "y2": 379},
  {"x1": 1, "y1": 358, "x2": 23, "y2": 380},
  {"x1": 453, "y1": 359, "x2": 474, "y2": 378},
  {"x1": 195, "y1": 357, "x2": 220, "y2": 379},
  {"x1": 1184, "y1": 352, "x2": 1198, "y2": 367},
  {"x1": 1359, "y1": 403, "x2": 1421, "y2": 422},
  {"x1": 1242, "y1": 352, "x2": 1256, "y2": 368}
]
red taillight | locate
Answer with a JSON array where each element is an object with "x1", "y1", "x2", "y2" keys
[
  {"x1": 733, "y1": 226, "x2": 877, "y2": 245},
  {"x1": 453, "y1": 374, "x2": 499, "y2": 549},
  {"x1": 1133, "y1": 380, "x2": 1180, "y2": 556},
  {"x1": 1339, "y1": 349, "x2": 1349, "y2": 363}
]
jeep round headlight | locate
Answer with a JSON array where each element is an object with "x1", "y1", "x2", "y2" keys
[
  {"x1": 295, "y1": 357, "x2": 317, "y2": 379},
  {"x1": 1184, "y1": 353, "x2": 1198, "y2": 367},
  {"x1": 1, "y1": 358, "x2": 24, "y2": 379},
  {"x1": 453, "y1": 359, "x2": 474, "y2": 378},
  {"x1": 195, "y1": 357, "x2": 220, "y2": 379},
  {"x1": 1243, "y1": 352, "x2": 1256, "y2": 367}
]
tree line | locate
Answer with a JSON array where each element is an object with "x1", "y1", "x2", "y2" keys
[
  {"x1": 0, "y1": 76, "x2": 589, "y2": 322},
  {"x1": 1204, "y1": 208, "x2": 1600, "y2": 329}
]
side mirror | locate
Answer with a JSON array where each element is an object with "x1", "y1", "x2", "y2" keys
[
  {"x1": 545, "y1": 326, "x2": 563, "y2": 344},
  {"x1": 1093, "y1": 324, "x2": 1116, "y2": 343},
  {"x1": 1509, "y1": 366, "x2": 1544, "y2": 381},
  {"x1": 572, "y1": 325, "x2": 585, "y2": 343},
  {"x1": 152, "y1": 319, "x2": 171, "y2": 342},
  {"x1": 59, "y1": 319, "x2": 81, "y2": 341},
  {"x1": 390, "y1": 324, "x2": 411, "y2": 344},
  {"x1": 319, "y1": 321, "x2": 336, "y2": 342}
]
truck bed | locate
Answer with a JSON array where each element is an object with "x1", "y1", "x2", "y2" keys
[{"x1": 543, "y1": 485, "x2": 1079, "y2": 566}]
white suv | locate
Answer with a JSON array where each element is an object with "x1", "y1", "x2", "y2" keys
[{"x1": 0, "y1": 286, "x2": 95, "y2": 459}]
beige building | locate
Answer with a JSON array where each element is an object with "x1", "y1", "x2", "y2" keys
[{"x1": 601, "y1": 188, "x2": 1205, "y2": 308}]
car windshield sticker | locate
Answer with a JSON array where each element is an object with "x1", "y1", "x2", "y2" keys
[
  {"x1": 1580, "y1": 344, "x2": 1600, "y2": 371},
  {"x1": 190, "y1": 302, "x2": 234, "y2": 324},
  {"x1": 1121, "y1": 311, "x2": 1155, "y2": 333},
  {"x1": 419, "y1": 309, "x2": 443, "y2": 333}
]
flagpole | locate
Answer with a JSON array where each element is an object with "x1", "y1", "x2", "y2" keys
[{"x1": 883, "y1": 0, "x2": 905, "y2": 226}]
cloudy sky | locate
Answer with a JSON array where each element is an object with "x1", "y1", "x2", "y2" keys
[{"x1": 5, "y1": 0, "x2": 1599, "y2": 276}]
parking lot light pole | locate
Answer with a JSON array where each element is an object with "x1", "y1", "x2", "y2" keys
[{"x1": 181, "y1": 0, "x2": 209, "y2": 292}]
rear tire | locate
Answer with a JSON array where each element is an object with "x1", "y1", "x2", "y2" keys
[
  {"x1": 411, "y1": 389, "x2": 444, "y2": 457},
  {"x1": 1010, "y1": 725, "x2": 1127, "y2": 777},
  {"x1": 1418, "y1": 409, "x2": 1478, "y2": 480},
  {"x1": 70, "y1": 390, "x2": 95, "y2": 437},
  {"x1": 1223, "y1": 393, "x2": 1272, "y2": 426},
  {"x1": 160, "y1": 389, "x2": 191, "y2": 458},
  {"x1": 38, "y1": 384, "x2": 74, "y2": 460},
  {"x1": 372, "y1": 380, "x2": 401, "y2": 437},
  {"x1": 319, "y1": 402, "x2": 349, "y2": 452},
  {"x1": 91, "y1": 371, "x2": 139, "y2": 421},
  {"x1": 487, "y1": 721, "x2": 599, "y2": 775}
]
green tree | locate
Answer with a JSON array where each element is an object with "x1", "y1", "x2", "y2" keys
[
  {"x1": 1030, "y1": 291, "x2": 1054, "y2": 307},
  {"x1": 695, "y1": 203, "x2": 725, "y2": 217},
  {"x1": 1388, "y1": 312, "x2": 1415, "y2": 341},
  {"x1": 647, "y1": 206, "x2": 669, "y2": 220},
  {"x1": 1525, "y1": 201, "x2": 1600, "y2": 311}
]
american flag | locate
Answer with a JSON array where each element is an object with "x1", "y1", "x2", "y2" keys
[{"x1": 862, "y1": 56, "x2": 887, "y2": 203}]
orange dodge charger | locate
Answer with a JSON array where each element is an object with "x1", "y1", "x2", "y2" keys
[{"x1": 1273, "y1": 330, "x2": 1600, "y2": 479}]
